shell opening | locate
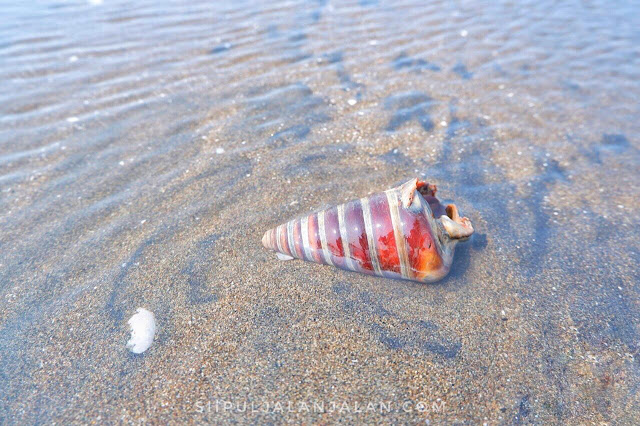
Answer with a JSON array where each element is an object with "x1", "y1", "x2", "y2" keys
[{"x1": 413, "y1": 179, "x2": 473, "y2": 240}]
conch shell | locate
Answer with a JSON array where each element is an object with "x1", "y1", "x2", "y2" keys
[{"x1": 262, "y1": 178, "x2": 474, "y2": 283}]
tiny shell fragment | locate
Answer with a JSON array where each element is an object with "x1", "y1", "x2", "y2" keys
[{"x1": 126, "y1": 308, "x2": 156, "y2": 354}]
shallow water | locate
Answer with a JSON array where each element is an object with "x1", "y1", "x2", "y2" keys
[{"x1": 1, "y1": 0, "x2": 639, "y2": 422}]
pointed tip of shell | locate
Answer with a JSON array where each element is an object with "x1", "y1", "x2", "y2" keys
[{"x1": 261, "y1": 230, "x2": 269, "y2": 249}]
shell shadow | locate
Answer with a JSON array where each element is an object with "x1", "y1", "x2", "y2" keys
[{"x1": 434, "y1": 231, "x2": 487, "y2": 286}]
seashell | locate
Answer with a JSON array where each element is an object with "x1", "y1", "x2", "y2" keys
[{"x1": 262, "y1": 178, "x2": 474, "y2": 283}]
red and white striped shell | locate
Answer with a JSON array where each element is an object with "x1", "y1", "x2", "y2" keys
[{"x1": 262, "y1": 178, "x2": 474, "y2": 283}]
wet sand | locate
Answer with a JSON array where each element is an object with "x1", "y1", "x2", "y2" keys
[{"x1": 1, "y1": 0, "x2": 639, "y2": 423}]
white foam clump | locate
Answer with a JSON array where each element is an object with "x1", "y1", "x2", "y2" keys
[{"x1": 126, "y1": 308, "x2": 156, "y2": 354}]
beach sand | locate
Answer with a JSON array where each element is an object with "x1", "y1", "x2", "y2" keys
[{"x1": 1, "y1": 0, "x2": 639, "y2": 423}]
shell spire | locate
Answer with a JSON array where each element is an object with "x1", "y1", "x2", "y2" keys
[{"x1": 262, "y1": 178, "x2": 474, "y2": 283}]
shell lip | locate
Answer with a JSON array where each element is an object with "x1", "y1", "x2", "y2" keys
[{"x1": 440, "y1": 204, "x2": 474, "y2": 240}]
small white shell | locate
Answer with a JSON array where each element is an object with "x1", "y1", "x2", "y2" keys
[{"x1": 126, "y1": 308, "x2": 156, "y2": 354}]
